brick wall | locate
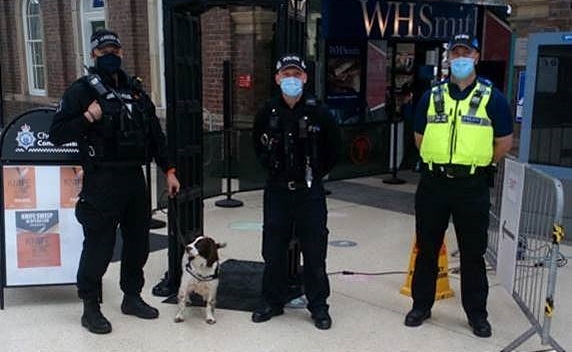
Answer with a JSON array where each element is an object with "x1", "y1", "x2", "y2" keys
[
  {"x1": 232, "y1": 7, "x2": 275, "y2": 127},
  {"x1": 250, "y1": 9, "x2": 275, "y2": 127},
  {"x1": 0, "y1": 1, "x2": 18, "y2": 95},
  {"x1": 0, "y1": 0, "x2": 152, "y2": 125},
  {"x1": 107, "y1": 1, "x2": 151, "y2": 91},
  {"x1": 43, "y1": 0, "x2": 75, "y2": 98},
  {"x1": 201, "y1": 7, "x2": 232, "y2": 130},
  {"x1": 510, "y1": 0, "x2": 572, "y2": 34},
  {"x1": 200, "y1": 6, "x2": 275, "y2": 130}
]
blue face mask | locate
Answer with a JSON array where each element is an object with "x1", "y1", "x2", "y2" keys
[
  {"x1": 450, "y1": 57, "x2": 475, "y2": 80},
  {"x1": 96, "y1": 53, "x2": 122, "y2": 75},
  {"x1": 280, "y1": 77, "x2": 303, "y2": 97}
]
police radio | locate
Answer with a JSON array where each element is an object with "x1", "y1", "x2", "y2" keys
[
  {"x1": 262, "y1": 108, "x2": 283, "y2": 172},
  {"x1": 86, "y1": 74, "x2": 110, "y2": 97}
]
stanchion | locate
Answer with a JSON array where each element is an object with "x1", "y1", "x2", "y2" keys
[
  {"x1": 383, "y1": 118, "x2": 405, "y2": 185},
  {"x1": 400, "y1": 239, "x2": 454, "y2": 300},
  {"x1": 384, "y1": 42, "x2": 405, "y2": 185},
  {"x1": 215, "y1": 60, "x2": 243, "y2": 208}
]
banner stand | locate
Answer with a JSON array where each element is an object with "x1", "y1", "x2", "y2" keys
[{"x1": 0, "y1": 107, "x2": 82, "y2": 309}]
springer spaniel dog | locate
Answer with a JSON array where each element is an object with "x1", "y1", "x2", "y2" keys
[{"x1": 174, "y1": 236, "x2": 226, "y2": 324}]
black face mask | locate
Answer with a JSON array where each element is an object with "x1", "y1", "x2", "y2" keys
[{"x1": 95, "y1": 53, "x2": 122, "y2": 75}]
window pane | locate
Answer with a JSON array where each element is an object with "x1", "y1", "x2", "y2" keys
[
  {"x1": 35, "y1": 66, "x2": 45, "y2": 90},
  {"x1": 32, "y1": 42, "x2": 44, "y2": 63},
  {"x1": 24, "y1": 0, "x2": 46, "y2": 93},
  {"x1": 28, "y1": 1, "x2": 40, "y2": 16},
  {"x1": 91, "y1": 20, "x2": 106, "y2": 33},
  {"x1": 29, "y1": 16, "x2": 41, "y2": 39}
]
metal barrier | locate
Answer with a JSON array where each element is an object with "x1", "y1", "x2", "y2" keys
[
  {"x1": 485, "y1": 156, "x2": 506, "y2": 269},
  {"x1": 488, "y1": 158, "x2": 565, "y2": 352}
]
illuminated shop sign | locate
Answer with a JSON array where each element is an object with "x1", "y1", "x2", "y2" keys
[{"x1": 323, "y1": 0, "x2": 478, "y2": 40}]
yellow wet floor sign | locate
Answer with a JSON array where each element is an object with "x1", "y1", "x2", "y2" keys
[{"x1": 400, "y1": 241, "x2": 454, "y2": 300}]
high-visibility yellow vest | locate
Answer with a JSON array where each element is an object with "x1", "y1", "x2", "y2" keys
[{"x1": 419, "y1": 80, "x2": 494, "y2": 172}]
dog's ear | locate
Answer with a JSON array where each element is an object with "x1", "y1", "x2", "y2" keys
[
  {"x1": 206, "y1": 241, "x2": 219, "y2": 267},
  {"x1": 217, "y1": 242, "x2": 227, "y2": 249}
]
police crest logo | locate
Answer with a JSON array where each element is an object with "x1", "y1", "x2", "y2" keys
[
  {"x1": 16, "y1": 124, "x2": 36, "y2": 151},
  {"x1": 174, "y1": 236, "x2": 227, "y2": 324}
]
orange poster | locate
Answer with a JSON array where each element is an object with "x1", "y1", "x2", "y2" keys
[
  {"x1": 3, "y1": 166, "x2": 37, "y2": 209},
  {"x1": 60, "y1": 166, "x2": 83, "y2": 208},
  {"x1": 16, "y1": 210, "x2": 61, "y2": 268}
]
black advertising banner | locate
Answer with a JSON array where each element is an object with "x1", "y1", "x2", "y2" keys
[
  {"x1": 0, "y1": 108, "x2": 80, "y2": 163},
  {"x1": 326, "y1": 42, "x2": 366, "y2": 125},
  {"x1": 322, "y1": 0, "x2": 478, "y2": 41},
  {"x1": 326, "y1": 43, "x2": 363, "y2": 100}
]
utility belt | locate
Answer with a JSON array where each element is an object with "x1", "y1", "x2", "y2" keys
[
  {"x1": 91, "y1": 160, "x2": 146, "y2": 168},
  {"x1": 82, "y1": 131, "x2": 147, "y2": 163},
  {"x1": 267, "y1": 178, "x2": 313, "y2": 191},
  {"x1": 82, "y1": 159, "x2": 146, "y2": 173},
  {"x1": 422, "y1": 163, "x2": 488, "y2": 178}
]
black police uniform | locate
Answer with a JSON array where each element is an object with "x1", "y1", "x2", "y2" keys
[
  {"x1": 252, "y1": 93, "x2": 341, "y2": 314},
  {"x1": 50, "y1": 67, "x2": 173, "y2": 301}
]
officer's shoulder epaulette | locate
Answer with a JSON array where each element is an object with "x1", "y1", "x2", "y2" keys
[
  {"x1": 477, "y1": 77, "x2": 493, "y2": 87},
  {"x1": 431, "y1": 80, "x2": 448, "y2": 88}
]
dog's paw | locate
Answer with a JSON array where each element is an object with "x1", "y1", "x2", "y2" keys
[
  {"x1": 206, "y1": 318, "x2": 216, "y2": 325},
  {"x1": 174, "y1": 316, "x2": 185, "y2": 323}
]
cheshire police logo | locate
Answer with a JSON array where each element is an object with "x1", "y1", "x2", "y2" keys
[{"x1": 16, "y1": 124, "x2": 36, "y2": 150}]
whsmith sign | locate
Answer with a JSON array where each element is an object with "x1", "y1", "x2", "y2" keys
[{"x1": 323, "y1": 0, "x2": 478, "y2": 40}]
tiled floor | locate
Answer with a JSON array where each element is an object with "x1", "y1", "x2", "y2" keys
[{"x1": 1, "y1": 171, "x2": 570, "y2": 352}]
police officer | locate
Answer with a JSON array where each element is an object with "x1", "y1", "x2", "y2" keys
[
  {"x1": 251, "y1": 54, "x2": 341, "y2": 330},
  {"x1": 49, "y1": 29, "x2": 180, "y2": 334},
  {"x1": 404, "y1": 33, "x2": 513, "y2": 337}
]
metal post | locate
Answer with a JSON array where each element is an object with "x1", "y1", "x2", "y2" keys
[
  {"x1": 216, "y1": 60, "x2": 243, "y2": 208},
  {"x1": 384, "y1": 42, "x2": 405, "y2": 185}
]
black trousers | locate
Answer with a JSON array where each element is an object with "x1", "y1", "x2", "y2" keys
[
  {"x1": 75, "y1": 166, "x2": 150, "y2": 300},
  {"x1": 412, "y1": 174, "x2": 490, "y2": 321},
  {"x1": 261, "y1": 181, "x2": 330, "y2": 313}
]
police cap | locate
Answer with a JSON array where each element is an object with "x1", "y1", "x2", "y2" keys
[
  {"x1": 275, "y1": 54, "x2": 306, "y2": 73},
  {"x1": 448, "y1": 33, "x2": 479, "y2": 52},
  {"x1": 90, "y1": 29, "x2": 122, "y2": 52}
]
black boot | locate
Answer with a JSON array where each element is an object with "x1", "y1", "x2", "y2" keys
[
  {"x1": 81, "y1": 299, "x2": 112, "y2": 334},
  {"x1": 121, "y1": 294, "x2": 159, "y2": 319}
]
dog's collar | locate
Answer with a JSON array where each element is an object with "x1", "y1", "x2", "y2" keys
[{"x1": 185, "y1": 258, "x2": 219, "y2": 281}]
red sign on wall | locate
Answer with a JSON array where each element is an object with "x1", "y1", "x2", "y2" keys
[{"x1": 238, "y1": 74, "x2": 252, "y2": 88}]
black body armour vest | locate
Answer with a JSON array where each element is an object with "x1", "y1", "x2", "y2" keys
[
  {"x1": 264, "y1": 97, "x2": 320, "y2": 182},
  {"x1": 82, "y1": 74, "x2": 148, "y2": 166}
]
